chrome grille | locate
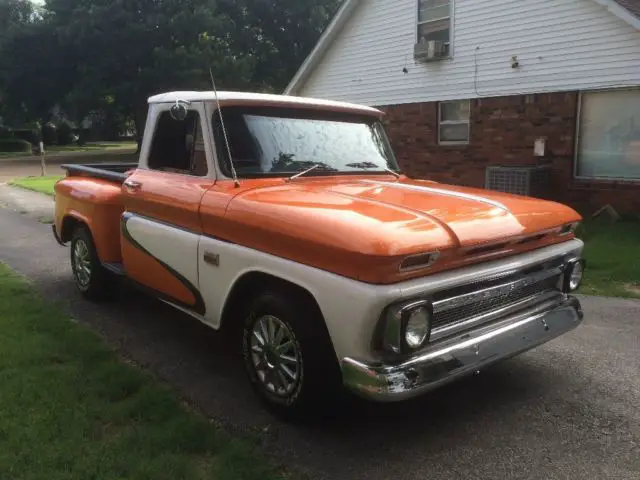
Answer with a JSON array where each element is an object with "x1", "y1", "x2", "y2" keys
[{"x1": 431, "y1": 264, "x2": 563, "y2": 335}]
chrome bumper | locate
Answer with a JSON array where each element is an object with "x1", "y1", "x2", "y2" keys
[{"x1": 341, "y1": 295, "x2": 583, "y2": 402}]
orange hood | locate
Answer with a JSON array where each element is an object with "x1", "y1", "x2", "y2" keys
[{"x1": 218, "y1": 176, "x2": 582, "y2": 284}]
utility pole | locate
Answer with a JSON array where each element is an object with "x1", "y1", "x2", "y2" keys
[{"x1": 39, "y1": 141, "x2": 46, "y2": 176}]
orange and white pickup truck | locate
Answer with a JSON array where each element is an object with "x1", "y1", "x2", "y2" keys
[{"x1": 53, "y1": 91, "x2": 587, "y2": 420}]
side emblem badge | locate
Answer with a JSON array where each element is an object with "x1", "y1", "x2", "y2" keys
[{"x1": 203, "y1": 251, "x2": 220, "y2": 267}]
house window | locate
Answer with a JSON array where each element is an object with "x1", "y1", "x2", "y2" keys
[
  {"x1": 418, "y1": 0, "x2": 451, "y2": 56},
  {"x1": 438, "y1": 100, "x2": 470, "y2": 144},
  {"x1": 576, "y1": 89, "x2": 640, "y2": 180}
]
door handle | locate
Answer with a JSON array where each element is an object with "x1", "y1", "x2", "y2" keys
[{"x1": 123, "y1": 179, "x2": 142, "y2": 191}]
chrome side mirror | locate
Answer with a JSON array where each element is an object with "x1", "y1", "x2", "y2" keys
[{"x1": 170, "y1": 101, "x2": 188, "y2": 121}]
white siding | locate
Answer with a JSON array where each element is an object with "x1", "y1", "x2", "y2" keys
[{"x1": 299, "y1": 0, "x2": 640, "y2": 105}]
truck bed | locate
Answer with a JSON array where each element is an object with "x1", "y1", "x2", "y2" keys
[{"x1": 61, "y1": 162, "x2": 138, "y2": 184}]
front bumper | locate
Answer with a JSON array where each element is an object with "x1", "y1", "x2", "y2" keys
[{"x1": 341, "y1": 295, "x2": 583, "y2": 402}]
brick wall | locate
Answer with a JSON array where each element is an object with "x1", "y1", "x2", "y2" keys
[{"x1": 378, "y1": 92, "x2": 640, "y2": 215}]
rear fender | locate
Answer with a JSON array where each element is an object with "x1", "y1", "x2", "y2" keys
[{"x1": 54, "y1": 177, "x2": 124, "y2": 263}]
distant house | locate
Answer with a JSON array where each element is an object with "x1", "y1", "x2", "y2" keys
[{"x1": 285, "y1": 0, "x2": 640, "y2": 214}]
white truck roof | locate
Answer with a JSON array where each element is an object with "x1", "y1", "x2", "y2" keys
[{"x1": 147, "y1": 91, "x2": 383, "y2": 117}]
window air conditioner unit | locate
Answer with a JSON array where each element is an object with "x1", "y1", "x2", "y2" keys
[{"x1": 414, "y1": 40, "x2": 447, "y2": 62}]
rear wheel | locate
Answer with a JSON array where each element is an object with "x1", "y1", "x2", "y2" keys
[
  {"x1": 70, "y1": 225, "x2": 116, "y2": 301},
  {"x1": 241, "y1": 288, "x2": 344, "y2": 423}
]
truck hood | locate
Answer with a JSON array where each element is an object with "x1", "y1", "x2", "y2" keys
[{"x1": 220, "y1": 176, "x2": 581, "y2": 283}]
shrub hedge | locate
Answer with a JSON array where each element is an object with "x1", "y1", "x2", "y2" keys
[
  {"x1": 12, "y1": 128, "x2": 40, "y2": 145},
  {"x1": 0, "y1": 138, "x2": 33, "y2": 153},
  {"x1": 0, "y1": 126, "x2": 12, "y2": 139}
]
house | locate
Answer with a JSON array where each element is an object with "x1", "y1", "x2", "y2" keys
[{"x1": 285, "y1": 0, "x2": 640, "y2": 215}]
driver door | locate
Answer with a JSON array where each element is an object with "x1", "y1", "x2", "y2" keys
[{"x1": 120, "y1": 101, "x2": 214, "y2": 313}]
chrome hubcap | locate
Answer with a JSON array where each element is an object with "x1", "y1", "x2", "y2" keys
[
  {"x1": 73, "y1": 239, "x2": 91, "y2": 287},
  {"x1": 250, "y1": 315, "x2": 301, "y2": 397}
]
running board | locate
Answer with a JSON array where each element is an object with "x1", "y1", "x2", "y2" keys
[
  {"x1": 100, "y1": 264, "x2": 209, "y2": 325},
  {"x1": 102, "y1": 262, "x2": 126, "y2": 276},
  {"x1": 158, "y1": 298, "x2": 208, "y2": 324}
]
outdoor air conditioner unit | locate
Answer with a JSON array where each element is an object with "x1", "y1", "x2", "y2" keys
[
  {"x1": 414, "y1": 40, "x2": 448, "y2": 62},
  {"x1": 485, "y1": 165, "x2": 553, "y2": 199}
]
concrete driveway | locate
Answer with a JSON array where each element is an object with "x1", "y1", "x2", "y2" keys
[{"x1": 0, "y1": 193, "x2": 638, "y2": 480}]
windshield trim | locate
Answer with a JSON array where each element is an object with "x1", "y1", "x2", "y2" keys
[{"x1": 211, "y1": 106, "x2": 400, "y2": 180}]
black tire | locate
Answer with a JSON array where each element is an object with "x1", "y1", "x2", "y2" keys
[
  {"x1": 241, "y1": 288, "x2": 344, "y2": 423},
  {"x1": 70, "y1": 225, "x2": 116, "y2": 301}
]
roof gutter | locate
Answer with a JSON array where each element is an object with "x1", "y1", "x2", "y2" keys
[
  {"x1": 591, "y1": 0, "x2": 640, "y2": 30},
  {"x1": 284, "y1": 0, "x2": 361, "y2": 96}
]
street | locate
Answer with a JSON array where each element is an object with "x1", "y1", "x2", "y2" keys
[
  {"x1": 0, "y1": 153, "x2": 136, "y2": 182},
  {"x1": 0, "y1": 203, "x2": 638, "y2": 480}
]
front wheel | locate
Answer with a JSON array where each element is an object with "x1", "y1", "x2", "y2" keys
[
  {"x1": 70, "y1": 225, "x2": 116, "y2": 301},
  {"x1": 241, "y1": 289, "x2": 344, "y2": 422}
]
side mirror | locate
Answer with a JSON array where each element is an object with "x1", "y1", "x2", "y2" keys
[{"x1": 170, "y1": 102, "x2": 188, "y2": 121}]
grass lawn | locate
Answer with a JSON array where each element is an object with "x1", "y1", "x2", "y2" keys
[
  {"x1": 9, "y1": 176, "x2": 63, "y2": 196},
  {"x1": 0, "y1": 143, "x2": 136, "y2": 158},
  {"x1": 578, "y1": 219, "x2": 640, "y2": 299},
  {"x1": 0, "y1": 263, "x2": 285, "y2": 480},
  {"x1": 46, "y1": 142, "x2": 136, "y2": 153},
  {"x1": 0, "y1": 151, "x2": 28, "y2": 157}
]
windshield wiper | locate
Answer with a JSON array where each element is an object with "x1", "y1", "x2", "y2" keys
[
  {"x1": 345, "y1": 162, "x2": 401, "y2": 178},
  {"x1": 286, "y1": 163, "x2": 338, "y2": 182},
  {"x1": 287, "y1": 164, "x2": 321, "y2": 182}
]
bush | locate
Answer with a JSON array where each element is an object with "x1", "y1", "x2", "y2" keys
[
  {"x1": 57, "y1": 122, "x2": 74, "y2": 146},
  {"x1": 0, "y1": 126, "x2": 12, "y2": 139},
  {"x1": 12, "y1": 128, "x2": 39, "y2": 145},
  {"x1": 42, "y1": 123, "x2": 57, "y2": 146},
  {"x1": 0, "y1": 138, "x2": 32, "y2": 153}
]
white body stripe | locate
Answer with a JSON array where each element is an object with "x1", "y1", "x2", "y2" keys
[
  {"x1": 361, "y1": 180, "x2": 510, "y2": 212},
  {"x1": 124, "y1": 214, "x2": 584, "y2": 362},
  {"x1": 125, "y1": 215, "x2": 200, "y2": 289}
]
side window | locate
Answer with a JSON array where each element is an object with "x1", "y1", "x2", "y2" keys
[{"x1": 147, "y1": 110, "x2": 208, "y2": 176}]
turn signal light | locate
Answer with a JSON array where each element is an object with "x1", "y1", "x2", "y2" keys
[{"x1": 563, "y1": 258, "x2": 586, "y2": 293}]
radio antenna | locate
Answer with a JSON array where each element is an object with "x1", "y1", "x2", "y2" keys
[{"x1": 210, "y1": 68, "x2": 239, "y2": 187}]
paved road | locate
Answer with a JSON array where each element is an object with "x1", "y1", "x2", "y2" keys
[
  {"x1": 0, "y1": 153, "x2": 136, "y2": 181},
  {"x1": 0, "y1": 206, "x2": 638, "y2": 480}
]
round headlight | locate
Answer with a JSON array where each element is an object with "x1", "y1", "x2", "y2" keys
[
  {"x1": 568, "y1": 261, "x2": 584, "y2": 291},
  {"x1": 404, "y1": 306, "x2": 431, "y2": 349}
]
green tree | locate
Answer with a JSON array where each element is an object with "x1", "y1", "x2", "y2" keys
[
  {"x1": 0, "y1": 0, "x2": 34, "y2": 46},
  {"x1": 1, "y1": 0, "x2": 341, "y2": 143},
  {"x1": 44, "y1": 0, "x2": 255, "y2": 149},
  {"x1": 0, "y1": 21, "x2": 75, "y2": 128},
  {"x1": 0, "y1": 0, "x2": 36, "y2": 122},
  {"x1": 221, "y1": 0, "x2": 342, "y2": 91}
]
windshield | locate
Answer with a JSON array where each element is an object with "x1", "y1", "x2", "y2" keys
[{"x1": 212, "y1": 106, "x2": 400, "y2": 178}]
